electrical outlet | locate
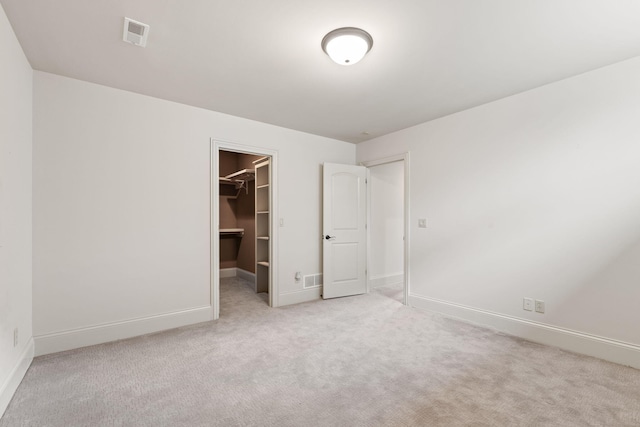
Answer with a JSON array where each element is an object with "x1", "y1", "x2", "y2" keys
[
  {"x1": 295, "y1": 271, "x2": 301, "y2": 282},
  {"x1": 523, "y1": 298, "x2": 533, "y2": 311},
  {"x1": 535, "y1": 300, "x2": 545, "y2": 313},
  {"x1": 13, "y1": 328, "x2": 18, "y2": 347}
]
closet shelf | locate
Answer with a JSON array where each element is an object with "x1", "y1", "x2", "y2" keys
[
  {"x1": 220, "y1": 228, "x2": 244, "y2": 237},
  {"x1": 224, "y1": 169, "x2": 255, "y2": 181},
  {"x1": 253, "y1": 157, "x2": 269, "y2": 164},
  {"x1": 255, "y1": 156, "x2": 270, "y2": 295},
  {"x1": 219, "y1": 169, "x2": 255, "y2": 195}
]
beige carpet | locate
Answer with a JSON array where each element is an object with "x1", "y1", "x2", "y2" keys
[
  {"x1": 2, "y1": 277, "x2": 639, "y2": 426},
  {"x1": 373, "y1": 283, "x2": 404, "y2": 303}
]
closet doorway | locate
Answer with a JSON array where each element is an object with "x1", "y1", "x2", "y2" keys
[
  {"x1": 362, "y1": 153, "x2": 410, "y2": 305},
  {"x1": 211, "y1": 139, "x2": 278, "y2": 320}
]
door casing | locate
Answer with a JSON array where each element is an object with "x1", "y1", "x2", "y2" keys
[
  {"x1": 361, "y1": 152, "x2": 411, "y2": 305},
  {"x1": 211, "y1": 138, "x2": 279, "y2": 319}
]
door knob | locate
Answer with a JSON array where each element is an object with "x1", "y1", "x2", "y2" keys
[{"x1": 324, "y1": 235, "x2": 336, "y2": 240}]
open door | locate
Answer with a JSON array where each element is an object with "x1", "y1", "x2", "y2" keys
[{"x1": 322, "y1": 163, "x2": 367, "y2": 299}]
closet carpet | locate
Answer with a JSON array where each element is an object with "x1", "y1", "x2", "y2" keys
[{"x1": 2, "y1": 277, "x2": 639, "y2": 426}]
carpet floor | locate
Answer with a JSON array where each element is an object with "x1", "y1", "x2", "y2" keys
[
  {"x1": 2, "y1": 278, "x2": 639, "y2": 426},
  {"x1": 373, "y1": 283, "x2": 404, "y2": 303}
]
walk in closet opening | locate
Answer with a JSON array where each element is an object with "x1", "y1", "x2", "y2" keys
[{"x1": 218, "y1": 149, "x2": 272, "y2": 309}]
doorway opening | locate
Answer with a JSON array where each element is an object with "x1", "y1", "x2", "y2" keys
[
  {"x1": 211, "y1": 139, "x2": 279, "y2": 320},
  {"x1": 362, "y1": 154, "x2": 410, "y2": 305}
]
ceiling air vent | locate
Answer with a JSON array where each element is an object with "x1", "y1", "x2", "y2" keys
[{"x1": 123, "y1": 17, "x2": 149, "y2": 47}]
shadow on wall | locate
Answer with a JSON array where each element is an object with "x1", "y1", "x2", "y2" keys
[
  {"x1": 554, "y1": 234, "x2": 640, "y2": 344},
  {"x1": 220, "y1": 236, "x2": 240, "y2": 267},
  {"x1": 409, "y1": 90, "x2": 640, "y2": 346}
]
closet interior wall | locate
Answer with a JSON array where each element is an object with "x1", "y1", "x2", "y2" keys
[{"x1": 219, "y1": 151, "x2": 261, "y2": 274}]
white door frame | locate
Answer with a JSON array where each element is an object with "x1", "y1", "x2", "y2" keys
[
  {"x1": 210, "y1": 138, "x2": 279, "y2": 320},
  {"x1": 360, "y1": 153, "x2": 410, "y2": 305}
]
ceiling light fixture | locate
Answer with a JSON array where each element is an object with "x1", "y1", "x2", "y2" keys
[{"x1": 321, "y1": 27, "x2": 373, "y2": 66}]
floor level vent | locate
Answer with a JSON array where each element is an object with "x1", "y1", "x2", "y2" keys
[{"x1": 303, "y1": 273, "x2": 323, "y2": 289}]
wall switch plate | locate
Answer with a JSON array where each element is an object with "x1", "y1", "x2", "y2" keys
[
  {"x1": 523, "y1": 298, "x2": 533, "y2": 311},
  {"x1": 535, "y1": 300, "x2": 545, "y2": 313},
  {"x1": 418, "y1": 218, "x2": 427, "y2": 228}
]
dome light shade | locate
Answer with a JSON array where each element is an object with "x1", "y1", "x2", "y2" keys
[{"x1": 321, "y1": 27, "x2": 373, "y2": 66}]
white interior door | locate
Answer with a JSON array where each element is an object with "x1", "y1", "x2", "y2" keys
[{"x1": 322, "y1": 163, "x2": 367, "y2": 299}]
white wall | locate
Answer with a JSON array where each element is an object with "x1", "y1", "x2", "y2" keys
[
  {"x1": 357, "y1": 57, "x2": 640, "y2": 368},
  {"x1": 33, "y1": 71, "x2": 355, "y2": 355},
  {"x1": 0, "y1": 4, "x2": 33, "y2": 416},
  {"x1": 369, "y1": 161, "x2": 404, "y2": 286}
]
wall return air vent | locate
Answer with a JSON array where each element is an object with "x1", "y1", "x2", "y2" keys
[{"x1": 123, "y1": 17, "x2": 149, "y2": 47}]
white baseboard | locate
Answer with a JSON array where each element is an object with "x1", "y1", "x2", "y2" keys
[
  {"x1": 0, "y1": 337, "x2": 34, "y2": 418},
  {"x1": 279, "y1": 287, "x2": 322, "y2": 306},
  {"x1": 34, "y1": 306, "x2": 212, "y2": 356},
  {"x1": 236, "y1": 268, "x2": 256, "y2": 285},
  {"x1": 409, "y1": 294, "x2": 640, "y2": 370},
  {"x1": 219, "y1": 268, "x2": 237, "y2": 278},
  {"x1": 370, "y1": 273, "x2": 404, "y2": 289},
  {"x1": 220, "y1": 268, "x2": 256, "y2": 285}
]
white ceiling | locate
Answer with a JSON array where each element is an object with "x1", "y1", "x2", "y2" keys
[{"x1": 3, "y1": 1, "x2": 640, "y2": 143}]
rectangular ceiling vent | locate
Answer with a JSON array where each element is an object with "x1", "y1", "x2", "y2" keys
[{"x1": 123, "y1": 17, "x2": 149, "y2": 47}]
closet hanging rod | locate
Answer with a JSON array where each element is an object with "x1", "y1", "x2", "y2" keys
[{"x1": 220, "y1": 228, "x2": 245, "y2": 237}]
